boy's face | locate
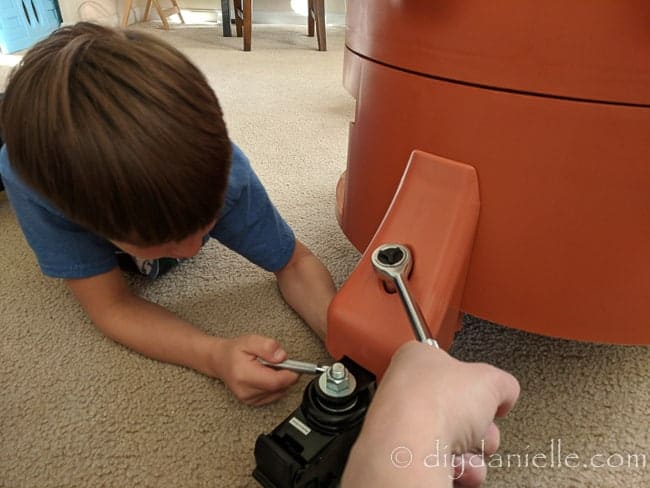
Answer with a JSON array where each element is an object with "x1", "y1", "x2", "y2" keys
[{"x1": 111, "y1": 219, "x2": 217, "y2": 260}]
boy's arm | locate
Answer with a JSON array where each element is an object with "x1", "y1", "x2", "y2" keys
[
  {"x1": 274, "y1": 240, "x2": 336, "y2": 341},
  {"x1": 65, "y1": 268, "x2": 299, "y2": 405}
]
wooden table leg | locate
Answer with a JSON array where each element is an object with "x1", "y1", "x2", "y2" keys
[
  {"x1": 307, "y1": 0, "x2": 314, "y2": 36},
  {"x1": 171, "y1": 0, "x2": 185, "y2": 23},
  {"x1": 243, "y1": 0, "x2": 252, "y2": 51},
  {"x1": 121, "y1": 0, "x2": 133, "y2": 28},
  {"x1": 313, "y1": 0, "x2": 326, "y2": 51},
  {"x1": 143, "y1": 0, "x2": 153, "y2": 22},
  {"x1": 233, "y1": 0, "x2": 243, "y2": 37}
]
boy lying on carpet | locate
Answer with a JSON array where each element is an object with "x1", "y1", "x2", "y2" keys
[{"x1": 0, "y1": 22, "x2": 335, "y2": 406}]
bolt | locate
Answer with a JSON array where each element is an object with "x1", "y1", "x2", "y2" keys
[
  {"x1": 330, "y1": 362, "x2": 346, "y2": 380},
  {"x1": 320, "y1": 362, "x2": 355, "y2": 396}
]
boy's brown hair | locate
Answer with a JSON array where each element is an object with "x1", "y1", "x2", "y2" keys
[{"x1": 1, "y1": 22, "x2": 232, "y2": 245}]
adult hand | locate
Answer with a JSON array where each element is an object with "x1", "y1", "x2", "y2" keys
[{"x1": 342, "y1": 341, "x2": 520, "y2": 487}]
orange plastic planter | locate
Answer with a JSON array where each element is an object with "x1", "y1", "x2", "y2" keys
[
  {"x1": 328, "y1": 1, "x2": 650, "y2": 375},
  {"x1": 328, "y1": 151, "x2": 480, "y2": 377}
]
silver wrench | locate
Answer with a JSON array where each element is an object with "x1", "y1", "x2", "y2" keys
[
  {"x1": 257, "y1": 358, "x2": 330, "y2": 375},
  {"x1": 371, "y1": 243, "x2": 439, "y2": 348}
]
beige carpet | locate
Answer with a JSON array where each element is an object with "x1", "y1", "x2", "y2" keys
[{"x1": 1, "y1": 24, "x2": 648, "y2": 488}]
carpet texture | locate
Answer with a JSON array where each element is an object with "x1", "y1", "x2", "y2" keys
[{"x1": 0, "y1": 24, "x2": 648, "y2": 488}]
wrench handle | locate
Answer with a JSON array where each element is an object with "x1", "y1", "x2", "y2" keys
[
  {"x1": 394, "y1": 275, "x2": 440, "y2": 348},
  {"x1": 257, "y1": 358, "x2": 329, "y2": 374}
]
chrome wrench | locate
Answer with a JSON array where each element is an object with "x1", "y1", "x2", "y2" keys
[
  {"x1": 371, "y1": 243, "x2": 439, "y2": 348},
  {"x1": 257, "y1": 358, "x2": 330, "y2": 375}
]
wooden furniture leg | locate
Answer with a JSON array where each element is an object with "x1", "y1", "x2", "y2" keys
[
  {"x1": 144, "y1": 0, "x2": 156, "y2": 25},
  {"x1": 122, "y1": 0, "x2": 184, "y2": 30},
  {"x1": 233, "y1": 0, "x2": 243, "y2": 37},
  {"x1": 170, "y1": 0, "x2": 185, "y2": 24},
  {"x1": 168, "y1": 0, "x2": 185, "y2": 24},
  {"x1": 228, "y1": 0, "x2": 320, "y2": 51},
  {"x1": 309, "y1": 0, "x2": 326, "y2": 51},
  {"x1": 144, "y1": 0, "x2": 185, "y2": 30},
  {"x1": 308, "y1": 0, "x2": 314, "y2": 37},
  {"x1": 152, "y1": 1, "x2": 170, "y2": 30},
  {"x1": 233, "y1": 0, "x2": 251, "y2": 51},
  {"x1": 121, "y1": 0, "x2": 132, "y2": 28},
  {"x1": 243, "y1": 0, "x2": 251, "y2": 51}
]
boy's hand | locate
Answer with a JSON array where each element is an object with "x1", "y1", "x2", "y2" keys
[
  {"x1": 65, "y1": 270, "x2": 297, "y2": 407},
  {"x1": 211, "y1": 335, "x2": 300, "y2": 406}
]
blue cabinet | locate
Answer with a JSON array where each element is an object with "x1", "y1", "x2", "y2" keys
[{"x1": 0, "y1": 0, "x2": 61, "y2": 54}]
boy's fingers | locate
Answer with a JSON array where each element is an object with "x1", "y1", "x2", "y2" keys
[
  {"x1": 248, "y1": 365, "x2": 299, "y2": 392},
  {"x1": 243, "y1": 335, "x2": 287, "y2": 363},
  {"x1": 263, "y1": 369, "x2": 300, "y2": 390}
]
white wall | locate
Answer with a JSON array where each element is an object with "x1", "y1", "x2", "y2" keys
[
  {"x1": 58, "y1": 0, "x2": 346, "y2": 26},
  {"x1": 58, "y1": 1, "x2": 128, "y2": 25}
]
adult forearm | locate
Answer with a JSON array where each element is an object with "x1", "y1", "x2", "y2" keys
[
  {"x1": 342, "y1": 436, "x2": 452, "y2": 488},
  {"x1": 341, "y1": 371, "x2": 453, "y2": 487}
]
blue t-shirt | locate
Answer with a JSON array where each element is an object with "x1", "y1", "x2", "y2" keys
[{"x1": 0, "y1": 142, "x2": 295, "y2": 278}]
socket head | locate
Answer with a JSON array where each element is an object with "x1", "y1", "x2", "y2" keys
[{"x1": 371, "y1": 243, "x2": 413, "y2": 291}]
